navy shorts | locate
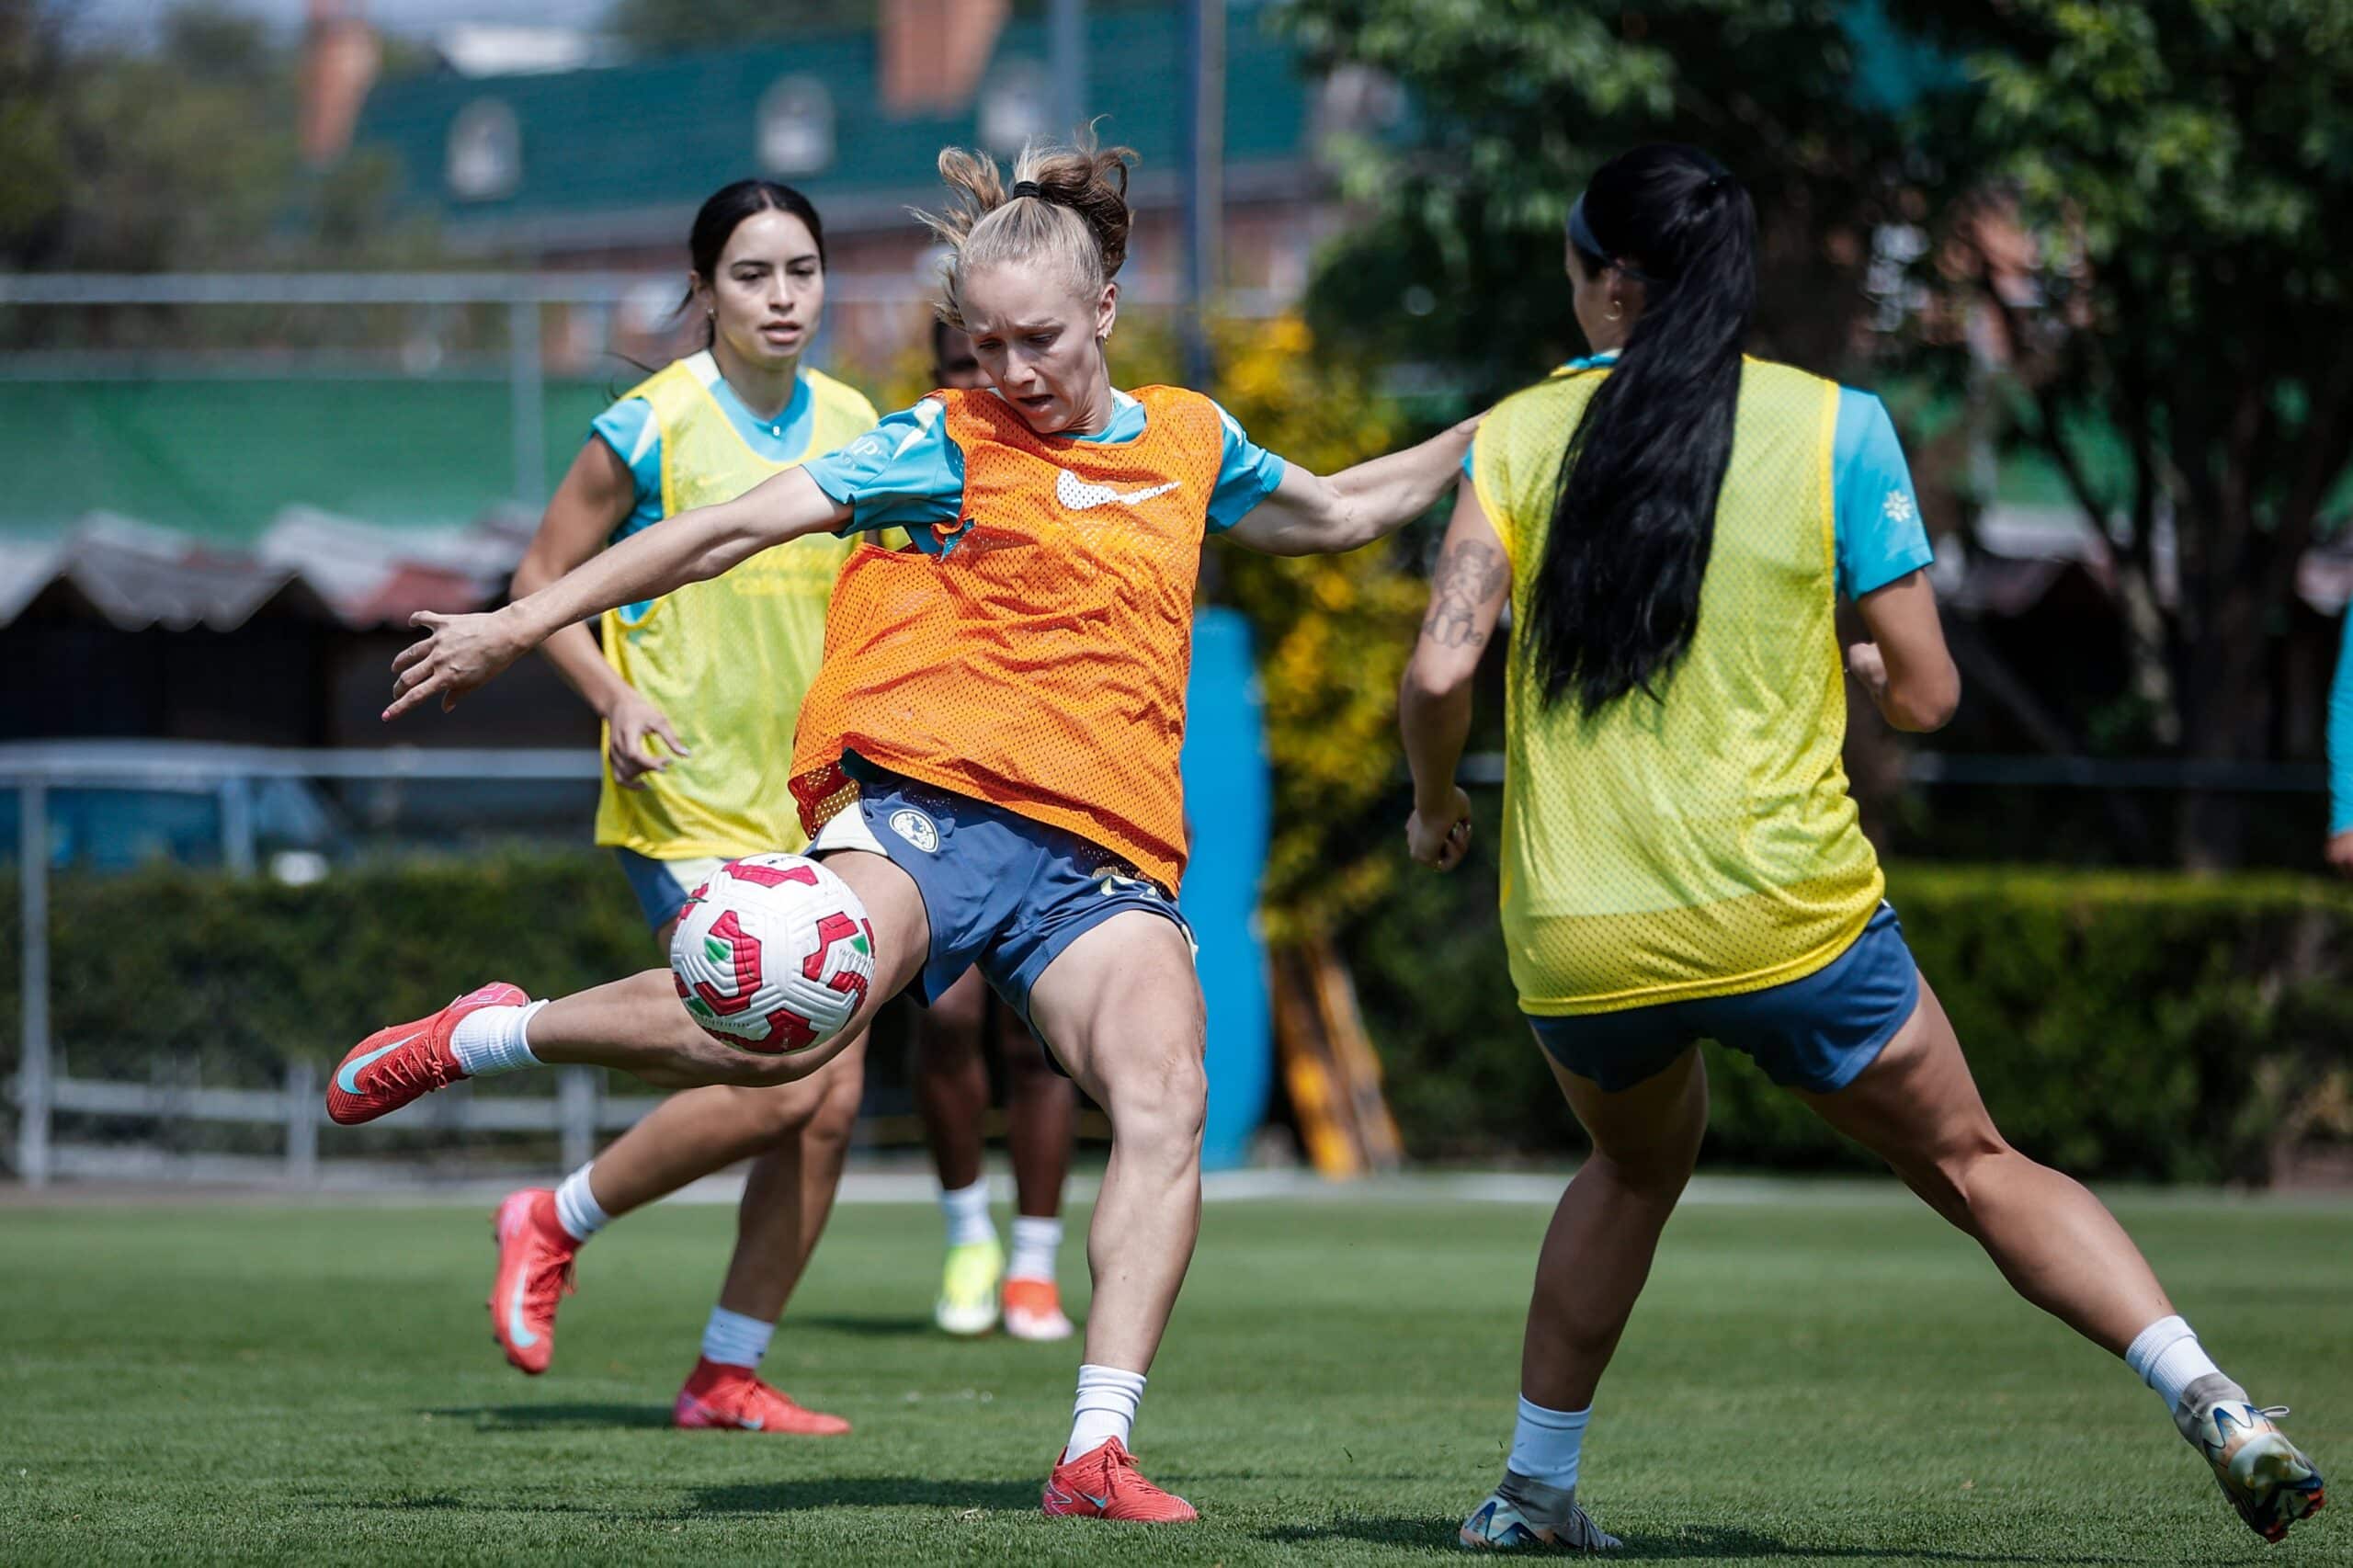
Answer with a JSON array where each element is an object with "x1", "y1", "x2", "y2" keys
[
  {"x1": 807, "y1": 767, "x2": 1195, "y2": 1059},
  {"x1": 1526, "y1": 903, "x2": 1920, "y2": 1095}
]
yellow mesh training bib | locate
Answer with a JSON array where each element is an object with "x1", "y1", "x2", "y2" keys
[
  {"x1": 1473, "y1": 357, "x2": 1884, "y2": 1014},
  {"x1": 593, "y1": 355, "x2": 879, "y2": 859}
]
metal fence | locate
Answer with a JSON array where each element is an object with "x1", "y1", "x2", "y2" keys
[
  {"x1": 8, "y1": 740, "x2": 2333, "y2": 1188},
  {"x1": 3, "y1": 743, "x2": 633, "y2": 1188}
]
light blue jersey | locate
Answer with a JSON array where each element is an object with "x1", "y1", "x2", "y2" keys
[
  {"x1": 803, "y1": 387, "x2": 1289, "y2": 554},
  {"x1": 591, "y1": 365, "x2": 833, "y2": 542},
  {"x1": 2330, "y1": 612, "x2": 2353, "y2": 834},
  {"x1": 1463, "y1": 352, "x2": 1933, "y2": 601}
]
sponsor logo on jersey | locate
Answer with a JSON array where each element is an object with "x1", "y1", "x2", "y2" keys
[{"x1": 1056, "y1": 469, "x2": 1182, "y2": 512}]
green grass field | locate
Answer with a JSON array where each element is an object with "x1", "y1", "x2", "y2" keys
[{"x1": 3, "y1": 1186, "x2": 2348, "y2": 1565}]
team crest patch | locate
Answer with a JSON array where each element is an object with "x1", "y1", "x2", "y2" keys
[
  {"x1": 889, "y1": 808, "x2": 939, "y2": 854},
  {"x1": 1095, "y1": 869, "x2": 1160, "y2": 901}
]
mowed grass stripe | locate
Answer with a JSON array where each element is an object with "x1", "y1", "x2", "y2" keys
[{"x1": 2, "y1": 1192, "x2": 2347, "y2": 1564}]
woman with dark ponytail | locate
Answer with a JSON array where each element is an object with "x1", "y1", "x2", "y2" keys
[
  {"x1": 483, "y1": 178, "x2": 881, "y2": 1436},
  {"x1": 1400, "y1": 144, "x2": 2323, "y2": 1551}
]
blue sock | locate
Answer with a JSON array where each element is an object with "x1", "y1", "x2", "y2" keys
[{"x1": 1507, "y1": 1394, "x2": 1592, "y2": 1491}]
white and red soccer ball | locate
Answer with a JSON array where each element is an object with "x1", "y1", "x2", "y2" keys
[{"x1": 669, "y1": 853, "x2": 875, "y2": 1053}]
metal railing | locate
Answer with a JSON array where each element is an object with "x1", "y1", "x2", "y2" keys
[
  {"x1": 4, "y1": 743, "x2": 614, "y2": 1187},
  {"x1": 6, "y1": 741, "x2": 2331, "y2": 1187}
]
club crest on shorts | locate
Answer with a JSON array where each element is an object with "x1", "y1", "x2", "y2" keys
[
  {"x1": 888, "y1": 808, "x2": 939, "y2": 853},
  {"x1": 1095, "y1": 869, "x2": 1160, "y2": 901}
]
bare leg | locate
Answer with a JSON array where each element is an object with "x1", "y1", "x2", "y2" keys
[
  {"x1": 583, "y1": 1041, "x2": 863, "y2": 1217},
  {"x1": 527, "y1": 850, "x2": 927, "y2": 1090},
  {"x1": 1800, "y1": 975, "x2": 2172, "y2": 1354},
  {"x1": 1004, "y1": 1013, "x2": 1076, "y2": 1221},
  {"x1": 710, "y1": 1036, "x2": 868, "y2": 1319},
  {"x1": 1026, "y1": 912, "x2": 1205, "y2": 1375},
  {"x1": 1520, "y1": 1047, "x2": 1710, "y2": 1412},
  {"x1": 915, "y1": 968, "x2": 992, "y2": 1193}
]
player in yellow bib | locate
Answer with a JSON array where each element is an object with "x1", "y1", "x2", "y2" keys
[
  {"x1": 484, "y1": 180, "x2": 880, "y2": 1435},
  {"x1": 1400, "y1": 145, "x2": 2323, "y2": 1551}
]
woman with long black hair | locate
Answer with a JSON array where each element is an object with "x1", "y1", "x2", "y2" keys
[{"x1": 1399, "y1": 144, "x2": 2324, "y2": 1551}]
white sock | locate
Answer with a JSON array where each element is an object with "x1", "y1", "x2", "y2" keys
[
  {"x1": 1507, "y1": 1394, "x2": 1592, "y2": 1491},
  {"x1": 939, "y1": 1176, "x2": 996, "y2": 1249},
  {"x1": 552, "y1": 1163, "x2": 608, "y2": 1243},
  {"x1": 1065, "y1": 1364, "x2": 1146, "y2": 1460},
  {"x1": 1008, "y1": 1215, "x2": 1062, "y2": 1281},
  {"x1": 449, "y1": 999, "x2": 548, "y2": 1077},
  {"x1": 700, "y1": 1305, "x2": 774, "y2": 1369},
  {"x1": 2125, "y1": 1314, "x2": 2224, "y2": 1413}
]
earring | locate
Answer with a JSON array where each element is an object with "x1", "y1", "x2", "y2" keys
[{"x1": 707, "y1": 308, "x2": 716, "y2": 319}]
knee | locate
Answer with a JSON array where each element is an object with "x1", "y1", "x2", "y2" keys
[
  {"x1": 1587, "y1": 1140, "x2": 1697, "y2": 1206},
  {"x1": 919, "y1": 983, "x2": 989, "y2": 1058},
  {"x1": 806, "y1": 1067, "x2": 864, "y2": 1149},
  {"x1": 725, "y1": 1082, "x2": 820, "y2": 1142},
  {"x1": 1905, "y1": 1131, "x2": 2014, "y2": 1229},
  {"x1": 1111, "y1": 1050, "x2": 1206, "y2": 1159}
]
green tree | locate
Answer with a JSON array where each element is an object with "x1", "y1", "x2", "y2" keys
[
  {"x1": 1278, "y1": 0, "x2": 1924, "y2": 399},
  {"x1": 1903, "y1": 0, "x2": 2353, "y2": 864},
  {"x1": 0, "y1": 3, "x2": 297, "y2": 271}
]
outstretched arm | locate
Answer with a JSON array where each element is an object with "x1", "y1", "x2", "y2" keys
[
  {"x1": 1224, "y1": 413, "x2": 1481, "y2": 557},
  {"x1": 385, "y1": 466, "x2": 851, "y2": 720},
  {"x1": 1399, "y1": 483, "x2": 1512, "y2": 871}
]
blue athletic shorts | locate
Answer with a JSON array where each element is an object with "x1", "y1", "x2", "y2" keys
[
  {"x1": 1525, "y1": 903, "x2": 1920, "y2": 1096},
  {"x1": 806, "y1": 765, "x2": 1195, "y2": 1058},
  {"x1": 613, "y1": 848, "x2": 728, "y2": 932}
]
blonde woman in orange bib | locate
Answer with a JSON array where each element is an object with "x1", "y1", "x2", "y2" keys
[{"x1": 339, "y1": 133, "x2": 1476, "y2": 1523}]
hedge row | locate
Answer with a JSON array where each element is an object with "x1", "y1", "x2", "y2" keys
[
  {"x1": 1347, "y1": 857, "x2": 2353, "y2": 1184},
  {"x1": 0, "y1": 854, "x2": 655, "y2": 1088},
  {"x1": 6, "y1": 853, "x2": 2351, "y2": 1183}
]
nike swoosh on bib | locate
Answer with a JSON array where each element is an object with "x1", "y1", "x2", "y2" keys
[
  {"x1": 1056, "y1": 469, "x2": 1181, "y2": 512},
  {"x1": 336, "y1": 1033, "x2": 421, "y2": 1095}
]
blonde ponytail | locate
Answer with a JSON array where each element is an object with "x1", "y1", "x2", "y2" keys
[{"x1": 915, "y1": 130, "x2": 1136, "y2": 329}]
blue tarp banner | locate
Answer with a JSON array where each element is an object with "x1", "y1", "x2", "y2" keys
[{"x1": 1177, "y1": 608, "x2": 1274, "y2": 1171}]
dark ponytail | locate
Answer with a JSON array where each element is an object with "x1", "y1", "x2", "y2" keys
[
  {"x1": 1525, "y1": 144, "x2": 1756, "y2": 715},
  {"x1": 682, "y1": 179, "x2": 827, "y2": 347}
]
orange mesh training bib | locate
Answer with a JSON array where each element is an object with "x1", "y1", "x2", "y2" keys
[{"x1": 790, "y1": 386, "x2": 1226, "y2": 891}]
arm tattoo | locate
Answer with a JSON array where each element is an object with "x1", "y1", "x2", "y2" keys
[{"x1": 1420, "y1": 539, "x2": 1508, "y2": 649}]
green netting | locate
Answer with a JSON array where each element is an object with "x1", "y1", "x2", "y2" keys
[{"x1": 6, "y1": 379, "x2": 614, "y2": 540}]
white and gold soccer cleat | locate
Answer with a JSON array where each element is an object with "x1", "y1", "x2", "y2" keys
[
  {"x1": 2177, "y1": 1376, "x2": 2326, "y2": 1544},
  {"x1": 1459, "y1": 1472, "x2": 1620, "y2": 1552}
]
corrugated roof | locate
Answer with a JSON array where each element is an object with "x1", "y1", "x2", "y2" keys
[{"x1": 2, "y1": 506, "x2": 529, "y2": 631}]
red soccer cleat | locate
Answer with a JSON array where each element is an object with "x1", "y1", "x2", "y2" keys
[
  {"x1": 672, "y1": 1357, "x2": 850, "y2": 1437},
  {"x1": 488, "y1": 1188, "x2": 576, "y2": 1376},
  {"x1": 325, "y1": 982, "x2": 526, "y2": 1125},
  {"x1": 1004, "y1": 1277, "x2": 1075, "y2": 1342},
  {"x1": 1040, "y1": 1437, "x2": 1198, "y2": 1522}
]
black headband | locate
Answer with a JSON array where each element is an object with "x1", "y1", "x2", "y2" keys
[
  {"x1": 1565, "y1": 193, "x2": 1604, "y2": 258},
  {"x1": 1010, "y1": 180, "x2": 1044, "y2": 199},
  {"x1": 1565, "y1": 190, "x2": 1664, "y2": 285}
]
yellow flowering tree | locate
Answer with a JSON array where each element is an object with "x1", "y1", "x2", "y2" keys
[{"x1": 1199, "y1": 317, "x2": 1429, "y2": 941}]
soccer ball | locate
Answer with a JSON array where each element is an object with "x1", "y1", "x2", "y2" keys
[{"x1": 668, "y1": 853, "x2": 876, "y2": 1053}]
